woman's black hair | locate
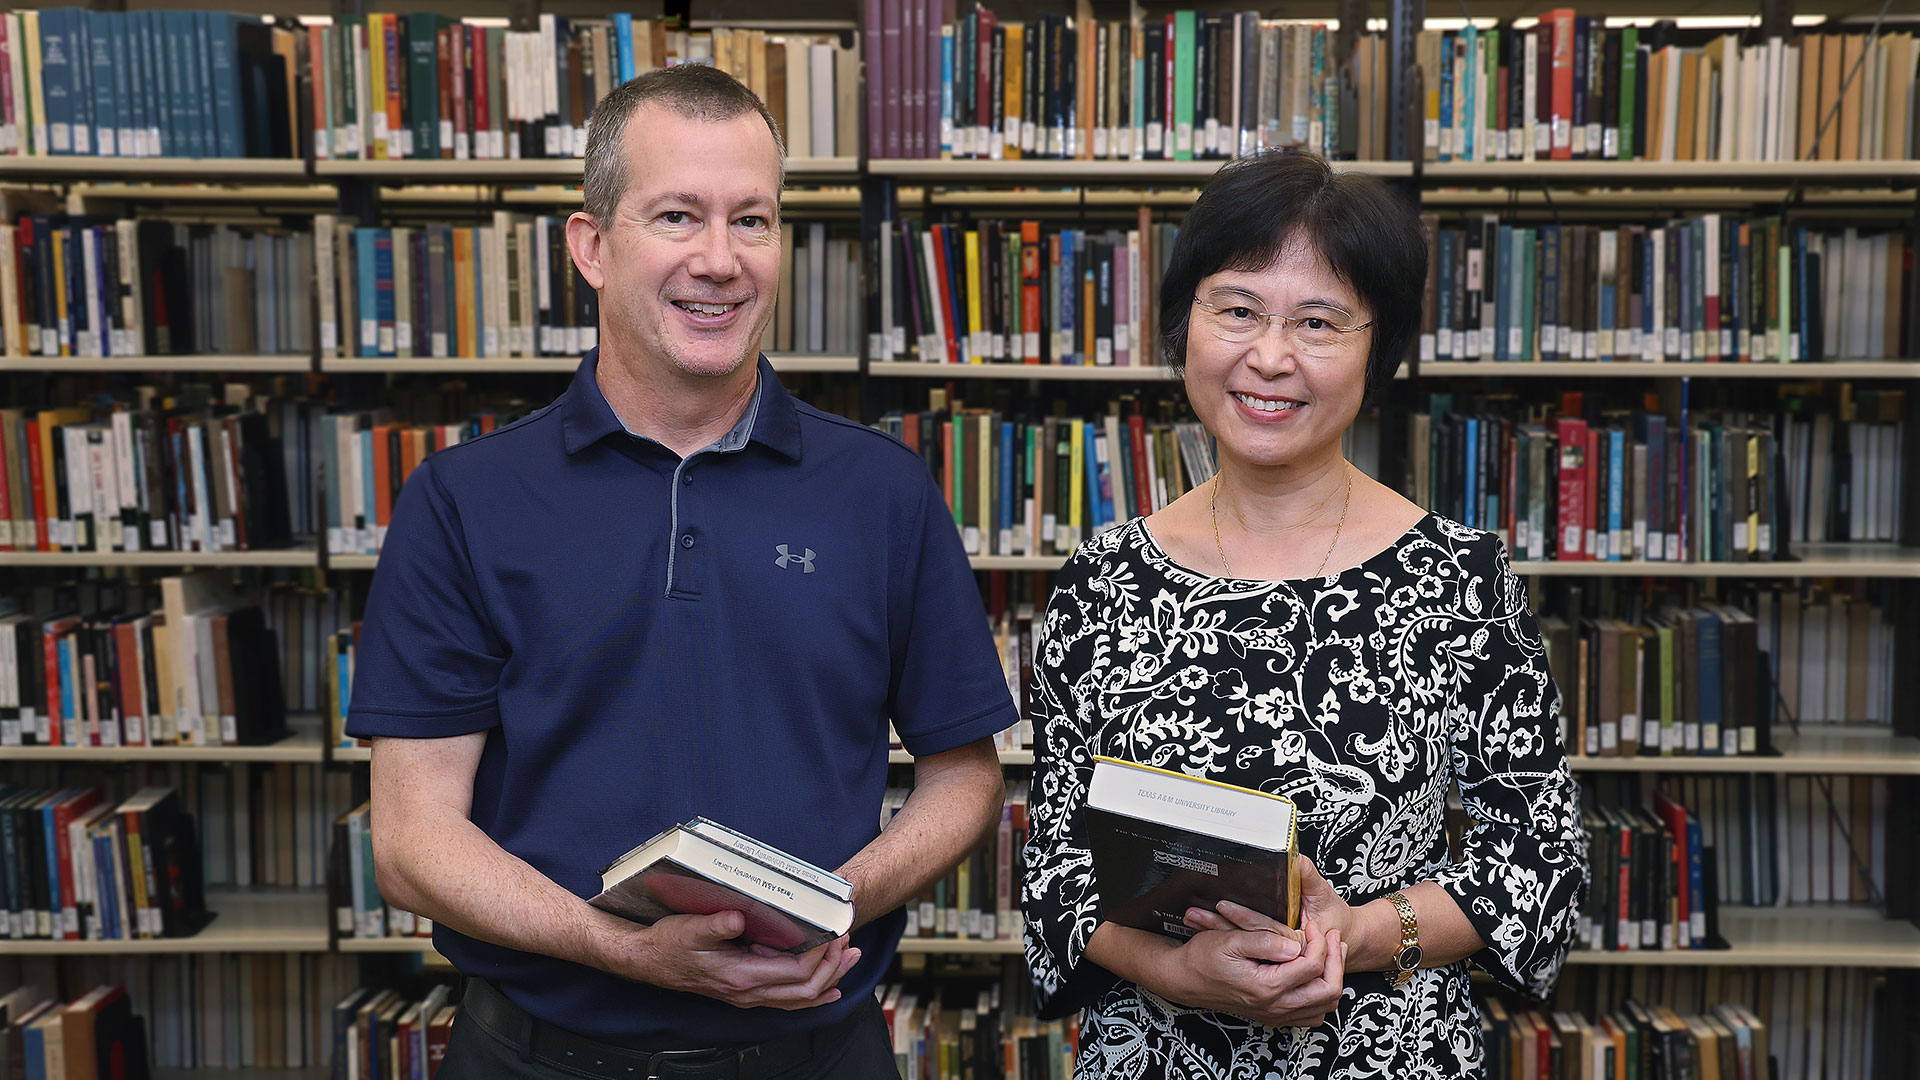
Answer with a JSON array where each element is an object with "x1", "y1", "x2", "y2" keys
[{"x1": 1159, "y1": 150, "x2": 1428, "y2": 400}]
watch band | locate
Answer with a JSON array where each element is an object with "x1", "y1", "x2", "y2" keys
[{"x1": 1388, "y1": 891, "x2": 1420, "y2": 989}]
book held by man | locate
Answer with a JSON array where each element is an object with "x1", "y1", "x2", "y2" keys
[
  {"x1": 589, "y1": 819, "x2": 854, "y2": 954},
  {"x1": 1086, "y1": 756, "x2": 1300, "y2": 940}
]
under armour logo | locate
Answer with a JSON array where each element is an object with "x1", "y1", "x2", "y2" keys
[{"x1": 774, "y1": 544, "x2": 816, "y2": 573}]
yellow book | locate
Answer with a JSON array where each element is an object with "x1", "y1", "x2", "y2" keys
[
  {"x1": 1068, "y1": 419, "x2": 1085, "y2": 546},
  {"x1": 977, "y1": 413, "x2": 991, "y2": 552},
  {"x1": 1421, "y1": 31, "x2": 1442, "y2": 161},
  {"x1": 453, "y1": 228, "x2": 475, "y2": 357},
  {"x1": 1746, "y1": 430, "x2": 1761, "y2": 556},
  {"x1": 1004, "y1": 24, "x2": 1024, "y2": 159},
  {"x1": 36, "y1": 408, "x2": 88, "y2": 533},
  {"x1": 368, "y1": 13, "x2": 388, "y2": 160},
  {"x1": 22, "y1": 10, "x2": 45, "y2": 155},
  {"x1": 1839, "y1": 31, "x2": 1864, "y2": 160},
  {"x1": 51, "y1": 228, "x2": 67, "y2": 355},
  {"x1": 964, "y1": 228, "x2": 983, "y2": 361}
]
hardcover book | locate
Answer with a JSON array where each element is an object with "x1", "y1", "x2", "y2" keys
[
  {"x1": 589, "y1": 820, "x2": 854, "y2": 954},
  {"x1": 1086, "y1": 756, "x2": 1299, "y2": 941}
]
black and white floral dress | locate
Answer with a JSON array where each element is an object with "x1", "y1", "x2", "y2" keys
[{"x1": 1022, "y1": 513, "x2": 1588, "y2": 1079}]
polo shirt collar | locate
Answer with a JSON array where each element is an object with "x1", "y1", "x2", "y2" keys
[{"x1": 560, "y1": 348, "x2": 802, "y2": 461}]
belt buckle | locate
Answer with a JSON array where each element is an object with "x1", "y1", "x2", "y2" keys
[{"x1": 645, "y1": 1046, "x2": 728, "y2": 1080}]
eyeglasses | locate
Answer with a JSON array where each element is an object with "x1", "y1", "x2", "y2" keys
[{"x1": 1191, "y1": 296, "x2": 1373, "y2": 356}]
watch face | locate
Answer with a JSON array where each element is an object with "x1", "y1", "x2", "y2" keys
[{"x1": 1397, "y1": 944, "x2": 1423, "y2": 971}]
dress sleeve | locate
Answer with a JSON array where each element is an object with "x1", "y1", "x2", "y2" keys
[
  {"x1": 1430, "y1": 531, "x2": 1589, "y2": 999},
  {"x1": 1021, "y1": 547, "x2": 1122, "y2": 1020}
]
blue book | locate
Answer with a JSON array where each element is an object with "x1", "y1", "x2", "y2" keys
[
  {"x1": 1495, "y1": 226, "x2": 1513, "y2": 360},
  {"x1": 93, "y1": 826, "x2": 116, "y2": 938},
  {"x1": 1438, "y1": 32, "x2": 1453, "y2": 163},
  {"x1": 1059, "y1": 230, "x2": 1077, "y2": 363},
  {"x1": 110, "y1": 13, "x2": 135, "y2": 156},
  {"x1": 146, "y1": 11, "x2": 174, "y2": 155},
  {"x1": 23, "y1": 1004, "x2": 46, "y2": 1077},
  {"x1": 332, "y1": 990, "x2": 370, "y2": 1078},
  {"x1": 1083, "y1": 422, "x2": 1104, "y2": 533},
  {"x1": 1642, "y1": 228, "x2": 1657, "y2": 357},
  {"x1": 87, "y1": 10, "x2": 117, "y2": 155},
  {"x1": 1608, "y1": 428, "x2": 1624, "y2": 560},
  {"x1": 164, "y1": 11, "x2": 196, "y2": 157},
  {"x1": 1460, "y1": 26, "x2": 1477, "y2": 162},
  {"x1": 206, "y1": 12, "x2": 242, "y2": 158},
  {"x1": 67, "y1": 9, "x2": 94, "y2": 154},
  {"x1": 354, "y1": 229, "x2": 377, "y2": 357},
  {"x1": 93, "y1": 224, "x2": 113, "y2": 355},
  {"x1": 1463, "y1": 417, "x2": 1479, "y2": 529},
  {"x1": 1435, "y1": 230, "x2": 1455, "y2": 357},
  {"x1": 376, "y1": 229, "x2": 397, "y2": 357},
  {"x1": 1686, "y1": 813, "x2": 1705, "y2": 945},
  {"x1": 56, "y1": 637, "x2": 77, "y2": 740},
  {"x1": 1598, "y1": 233, "x2": 1617, "y2": 360},
  {"x1": 38, "y1": 10, "x2": 73, "y2": 154},
  {"x1": 40, "y1": 788, "x2": 72, "y2": 935},
  {"x1": 1794, "y1": 226, "x2": 1811, "y2": 361},
  {"x1": 193, "y1": 12, "x2": 218, "y2": 159},
  {"x1": 1675, "y1": 222, "x2": 1691, "y2": 360},
  {"x1": 614, "y1": 14, "x2": 635, "y2": 83},
  {"x1": 940, "y1": 29, "x2": 954, "y2": 154}
]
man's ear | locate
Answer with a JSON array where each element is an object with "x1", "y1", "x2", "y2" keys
[{"x1": 564, "y1": 212, "x2": 606, "y2": 291}]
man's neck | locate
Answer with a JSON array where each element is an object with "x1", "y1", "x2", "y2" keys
[{"x1": 594, "y1": 343, "x2": 760, "y2": 459}]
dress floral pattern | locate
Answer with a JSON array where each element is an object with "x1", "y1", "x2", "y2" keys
[{"x1": 1022, "y1": 512, "x2": 1588, "y2": 1079}]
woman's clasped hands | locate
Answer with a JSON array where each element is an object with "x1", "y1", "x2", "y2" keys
[{"x1": 1157, "y1": 856, "x2": 1352, "y2": 1030}]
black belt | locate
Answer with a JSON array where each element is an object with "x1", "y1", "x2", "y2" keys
[{"x1": 458, "y1": 977, "x2": 864, "y2": 1080}]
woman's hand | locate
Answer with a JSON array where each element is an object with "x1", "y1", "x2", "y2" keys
[
  {"x1": 1184, "y1": 856, "x2": 1356, "y2": 944},
  {"x1": 1150, "y1": 918, "x2": 1348, "y2": 1029}
]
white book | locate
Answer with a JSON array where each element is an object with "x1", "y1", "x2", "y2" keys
[
  {"x1": 807, "y1": 222, "x2": 826, "y2": 353},
  {"x1": 809, "y1": 43, "x2": 835, "y2": 158}
]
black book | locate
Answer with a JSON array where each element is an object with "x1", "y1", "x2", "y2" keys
[
  {"x1": 225, "y1": 606, "x2": 287, "y2": 747},
  {"x1": 1192, "y1": 16, "x2": 1209, "y2": 157},
  {"x1": 991, "y1": 24, "x2": 1005, "y2": 154},
  {"x1": 1571, "y1": 16, "x2": 1589, "y2": 158},
  {"x1": 1601, "y1": 28, "x2": 1621, "y2": 158},
  {"x1": 1094, "y1": 239, "x2": 1113, "y2": 364},
  {"x1": 1086, "y1": 756, "x2": 1299, "y2": 940},
  {"x1": 1144, "y1": 23, "x2": 1164, "y2": 159},
  {"x1": 1632, "y1": 45, "x2": 1651, "y2": 160}
]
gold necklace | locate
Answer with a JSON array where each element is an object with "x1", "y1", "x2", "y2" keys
[{"x1": 1210, "y1": 468, "x2": 1352, "y2": 580}]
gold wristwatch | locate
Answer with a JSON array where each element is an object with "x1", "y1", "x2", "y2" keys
[{"x1": 1387, "y1": 891, "x2": 1421, "y2": 989}]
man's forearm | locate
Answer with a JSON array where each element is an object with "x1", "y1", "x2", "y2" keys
[
  {"x1": 374, "y1": 812, "x2": 625, "y2": 973},
  {"x1": 836, "y1": 739, "x2": 1004, "y2": 930}
]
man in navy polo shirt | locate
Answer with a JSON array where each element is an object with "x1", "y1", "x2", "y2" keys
[{"x1": 347, "y1": 65, "x2": 1015, "y2": 1079}]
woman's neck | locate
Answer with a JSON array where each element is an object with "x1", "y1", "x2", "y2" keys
[{"x1": 1212, "y1": 453, "x2": 1351, "y2": 538}]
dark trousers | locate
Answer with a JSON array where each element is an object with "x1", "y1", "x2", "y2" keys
[{"x1": 437, "y1": 980, "x2": 899, "y2": 1080}]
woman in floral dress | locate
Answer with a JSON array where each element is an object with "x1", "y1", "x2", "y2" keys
[{"x1": 1022, "y1": 151, "x2": 1588, "y2": 1079}]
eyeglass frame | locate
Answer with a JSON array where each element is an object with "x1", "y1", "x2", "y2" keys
[{"x1": 1189, "y1": 294, "x2": 1374, "y2": 347}]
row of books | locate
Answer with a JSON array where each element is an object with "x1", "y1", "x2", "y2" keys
[
  {"x1": 1745, "y1": 582, "x2": 1900, "y2": 727},
  {"x1": 871, "y1": 211, "x2": 1170, "y2": 368},
  {"x1": 0, "y1": 401, "x2": 298, "y2": 555},
  {"x1": 1577, "y1": 790, "x2": 1725, "y2": 952},
  {"x1": 1407, "y1": 391, "x2": 1909, "y2": 562},
  {"x1": 874, "y1": 5, "x2": 1383, "y2": 163},
  {"x1": 0, "y1": 573, "x2": 292, "y2": 748},
  {"x1": 1545, "y1": 967, "x2": 1891, "y2": 1080},
  {"x1": 875, "y1": 395, "x2": 1218, "y2": 558},
  {"x1": 333, "y1": 982, "x2": 457, "y2": 1080},
  {"x1": 880, "y1": 975, "x2": 1079, "y2": 1080},
  {"x1": 318, "y1": 409, "x2": 503, "y2": 556},
  {"x1": 887, "y1": 782, "x2": 1029, "y2": 943},
  {"x1": 0, "y1": 984, "x2": 150, "y2": 1080},
  {"x1": 1417, "y1": 217, "x2": 1913, "y2": 365},
  {"x1": 0, "y1": 217, "x2": 314, "y2": 359},
  {"x1": 329, "y1": 799, "x2": 431, "y2": 942},
  {"x1": 1476, "y1": 995, "x2": 1772, "y2": 1080},
  {"x1": 0, "y1": 784, "x2": 205, "y2": 943},
  {"x1": 1419, "y1": 22, "x2": 1917, "y2": 164},
  {"x1": 0, "y1": 9, "x2": 297, "y2": 159},
  {"x1": 312, "y1": 15, "x2": 856, "y2": 162}
]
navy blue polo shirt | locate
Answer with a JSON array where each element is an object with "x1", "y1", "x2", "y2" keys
[{"x1": 345, "y1": 351, "x2": 1016, "y2": 1044}]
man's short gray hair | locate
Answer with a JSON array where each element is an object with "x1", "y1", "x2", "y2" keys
[{"x1": 581, "y1": 64, "x2": 787, "y2": 227}]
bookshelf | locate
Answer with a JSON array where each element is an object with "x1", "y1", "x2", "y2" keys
[
  {"x1": 0, "y1": 2, "x2": 1914, "y2": 1075},
  {"x1": 0, "y1": 545, "x2": 323, "y2": 569},
  {"x1": 0, "y1": 890, "x2": 330, "y2": 955}
]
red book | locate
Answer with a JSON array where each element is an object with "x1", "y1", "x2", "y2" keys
[
  {"x1": 382, "y1": 15, "x2": 403, "y2": 157},
  {"x1": 1652, "y1": 791, "x2": 1693, "y2": 943},
  {"x1": 900, "y1": 411, "x2": 920, "y2": 454},
  {"x1": 309, "y1": 25, "x2": 329, "y2": 157},
  {"x1": 449, "y1": 22, "x2": 467, "y2": 159},
  {"x1": 25, "y1": 416, "x2": 47, "y2": 550},
  {"x1": 114, "y1": 621, "x2": 145, "y2": 747},
  {"x1": 1128, "y1": 412, "x2": 1152, "y2": 517},
  {"x1": 1615, "y1": 819, "x2": 1632, "y2": 949},
  {"x1": 0, "y1": 20, "x2": 13, "y2": 151},
  {"x1": 373, "y1": 423, "x2": 394, "y2": 533},
  {"x1": 42, "y1": 617, "x2": 76, "y2": 746},
  {"x1": 1546, "y1": 9, "x2": 1576, "y2": 160},
  {"x1": 1164, "y1": 15, "x2": 1177, "y2": 156},
  {"x1": 223, "y1": 418, "x2": 249, "y2": 552},
  {"x1": 470, "y1": 25, "x2": 490, "y2": 157},
  {"x1": 928, "y1": 225, "x2": 961, "y2": 364},
  {"x1": 52, "y1": 789, "x2": 102, "y2": 938},
  {"x1": 1020, "y1": 221, "x2": 1041, "y2": 362},
  {"x1": 0, "y1": 418, "x2": 12, "y2": 552},
  {"x1": 1553, "y1": 416, "x2": 1587, "y2": 559}
]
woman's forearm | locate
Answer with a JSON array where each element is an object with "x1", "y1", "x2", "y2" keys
[{"x1": 1344, "y1": 882, "x2": 1485, "y2": 973}]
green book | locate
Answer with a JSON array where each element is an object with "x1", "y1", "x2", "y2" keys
[
  {"x1": 1619, "y1": 26, "x2": 1638, "y2": 162},
  {"x1": 1173, "y1": 11, "x2": 1196, "y2": 161},
  {"x1": 404, "y1": 13, "x2": 440, "y2": 159},
  {"x1": 1482, "y1": 28, "x2": 1499, "y2": 159}
]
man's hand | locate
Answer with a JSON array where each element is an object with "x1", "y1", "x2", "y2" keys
[
  {"x1": 586, "y1": 907, "x2": 862, "y2": 1011},
  {"x1": 1152, "y1": 918, "x2": 1348, "y2": 1029}
]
